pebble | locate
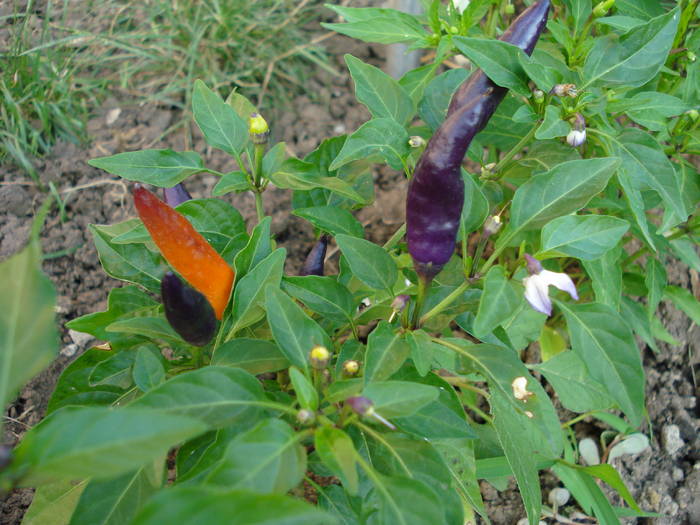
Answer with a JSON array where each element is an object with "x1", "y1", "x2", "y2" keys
[
  {"x1": 60, "y1": 343, "x2": 79, "y2": 357},
  {"x1": 662, "y1": 424, "x2": 684, "y2": 455},
  {"x1": 672, "y1": 467, "x2": 685, "y2": 482},
  {"x1": 68, "y1": 329, "x2": 94, "y2": 349}
]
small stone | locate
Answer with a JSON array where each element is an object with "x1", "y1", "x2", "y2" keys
[
  {"x1": 60, "y1": 343, "x2": 79, "y2": 357},
  {"x1": 672, "y1": 467, "x2": 685, "y2": 482},
  {"x1": 68, "y1": 329, "x2": 94, "y2": 349},
  {"x1": 662, "y1": 425, "x2": 684, "y2": 455}
]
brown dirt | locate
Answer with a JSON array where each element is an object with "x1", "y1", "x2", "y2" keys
[{"x1": 2, "y1": 29, "x2": 699, "y2": 525}]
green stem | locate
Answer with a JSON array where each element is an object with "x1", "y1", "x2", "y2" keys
[
  {"x1": 410, "y1": 276, "x2": 430, "y2": 329},
  {"x1": 254, "y1": 190, "x2": 265, "y2": 223},
  {"x1": 561, "y1": 410, "x2": 599, "y2": 428},
  {"x1": 383, "y1": 223, "x2": 406, "y2": 251},
  {"x1": 478, "y1": 230, "x2": 514, "y2": 277},
  {"x1": 492, "y1": 123, "x2": 538, "y2": 176},
  {"x1": 470, "y1": 234, "x2": 488, "y2": 278},
  {"x1": 419, "y1": 279, "x2": 470, "y2": 326}
]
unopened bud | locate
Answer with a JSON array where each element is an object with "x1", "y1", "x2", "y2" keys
[
  {"x1": 524, "y1": 253, "x2": 543, "y2": 275},
  {"x1": 309, "y1": 345, "x2": 330, "y2": 369},
  {"x1": 566, "y1": 113, "x2": 586, "y2": 147},
  {"x1": 297, "y1": 409, "x2": 315, "y2": 425},
  {"x1": 480, "y1": 162, "x2": 497, "y2": 178},
  {"x1": 391, "y1": 294, "x2": 410, "y2": 312},
  {"x1": 551, "y1": 83, "x2": 577, "y2": 98},
  {"x1": 504, "y1": 3, "x2": 515, "y2": 15},
  {"x1": 483, "y1": 215, "x2": 502, "y2": 237},
  {"x1": 346, "y1": 396, "x2": 396, "y2": 429},
  {"x1": 249, "y1": 112, "x2": 269, "y2": 144},
  {"x1": 593, "y1": 0, "x2": 615, "y2": 17},
  {"x1": 343, "y1": 360, "x2": 360, "y2": 376},
  {"x1": 409, "y1": 136, "x2": 426, "y2": 148},
  {"x1": 532, "y1": 89, "x2": 545, "y2": 104}
]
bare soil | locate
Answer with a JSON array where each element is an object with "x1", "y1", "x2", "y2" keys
[{"x1": 1, "y1": 32, "x2": 699, "y2": 525}]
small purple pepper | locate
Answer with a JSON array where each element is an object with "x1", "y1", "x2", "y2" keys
[
  {"x1": 161, "y1": 271, "x2": 216, "y2": 346},
  {"x1": 300, "y1": 234, "x2": 330, "y2": 276},
  {"x1": 163, "y1": 183, "x2": 192, "y2": 207}
]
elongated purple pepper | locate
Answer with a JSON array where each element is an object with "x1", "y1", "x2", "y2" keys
[
  {"x1": 161, "y1": 271, "x2": 216, "y2": 346},
  {"x1": 300, "y1": 234, "x2": 329, "y2": 276},
  {"x1": 407, "y1": 0, "x2": 550, "y2": 280},
  {"x1": 163, "y1": 183, "x2": 192, "y2": 207}
]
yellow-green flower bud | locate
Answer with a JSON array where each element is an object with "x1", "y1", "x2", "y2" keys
[
  {"x1": 504, "y1": 3, "x2": 515, "y2": 15},
  {"x1": 297, "y1": 409, "x2": 315, "y2": 425},
  {"x1": 309, "y1": 345, "x2": 330, "y2": 369},
  {"x1": 249, "y1": 112, "x2": 269, "y2": 144},
  {"x1": 593, "y1": 0, "x2": 615, "y2": 17},
  {"x1": 343, "y1": 360, "x2": 360, "y2": 376}
]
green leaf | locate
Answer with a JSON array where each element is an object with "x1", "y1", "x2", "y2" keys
[
  {"x1": 490, "y1": 389, "x2": 542, "y2": 525},
  {"x1": 212, "y1": 339, "x2": 289, "y2": 375},
  {"x1": 69, "y1": 460, "x2": 163, "y2": 525},
  {"x1": 133, "y1": 345, "x2": 166, "y2": 392},
  {"x1": 539, "y1": 325, "x2": 568, "y2": 361},
  {"x1": 611, "y1": 128, "x2": 688, "y2": 226},
  {"x1": 364, "y1": 321, "x2": 410, "y2": 384},
  {"x1": 315, "y1": 427, "x2": 359, "y2": 495},
  {"x1": 90, "y1": 222, "x2": 166, "y2": 293},
  {"x1": 362, "y1": 381, "x2": 439, "y2": 417},
  {"x1": 89, "y1": 350, "x2": 135, "y2": 389},
  {"x1": 509, "y1": 157, "x2": 619, "y2": 233},
  {"x1": 460, "y1": 171, "x2": 490, "y2": 236},
  {"x1": 452, "y1": 37, "x2": 530, "y2": 96},
  {"x1": 192, "y1": 79, "x2": 248, "y2": 156},
  {"x1": 335, "y1": 234, "x2": 398, "y2": 291},
  {"x1": 22, "y1": 479, "x2": 87, "y2": 525},
  {"x1": 539, "y1": 215, "x2": 630, "y2": 260},
  {"x1": 608, "y1": 92, "x2": 689, "y2": 131},
  {"x1": 289, "y1": 366, "x2": 318, "y2": 411},
  {"x1": 233, "y1": 216, "x2": 272, "y2": 279},
  {"x1": 293, "y1": 206, "x2": 364, "y2": 238},
  {"x1": 204, "y1": 419, "x2": 306, "y2": 494},
  {"x1": 535, "y1": 105, "x2": 570, "y2": 140},
  {"x1": 615, "y1": 0, "x2": 664, "y2": 19},
  {"x1": 583, "y1": 247, "x2": 623, "y2": 309},
  {"x1": 664, "y1": 285, "x2": 700, "y2": 326},
  {"x1": 265, "y1": 286, "x2": 332, "y2": 374},
  {"x1": 322, "y1": 8, "x2": 426, "y2": 45},
  {"x1": 399, "y1": 63, "x2": 440, "y2": 106},
  {"x1": 229, "y1": 248, "x2": 286, "y2": 335},
  {"x1": 473, "y1": 266, "x2": 522, "y2": 338},
  {"x1": 557, "y1": 301, "x2": 645, "y2": 426},
  {"x1": 0, "y1": 241, "x2": 58, "y2": 423},
  {"x1": 552, "y1": 463, "x2": 621, "y2": 524},
  {"x1": 212, "y1": 171, "x2": 250, "y2": 195},
  {"x1": 106, "y1": 316, "x2": 183, "y2": 346},
  {"x1": 433, "y1": 439, "x2": 487, "y2": 522},
  {"x1": 270, "y1": 159, "x2": 368, "y2": 203},
  {"x1": 563, "y1": 0, "x2": 592, "y2": 35},
  {"x1": 582, "y1": 8, "x2": 679, "y2": 88},
  {"x1": 418, "y1": 69, "x2": 470, "y2": 130},
  {"x1": 645, "y1": 257, "x2": 667, "y2": 318},
  {"x1": 88, "y1": 150, "x2": 204, "y2": 187},
  {"x1": 11, "y1": 407, "x2": 205, "y2": 485},
  {"x1": 131, "y1": 366, "x2": 265, "y2": 429},
  {"x1": 570, "y1": 462, "x2": 641, "y2": 512},
  {"x1": 329, "y1": 118, "x2": 410, "y2": 172},
  {"x1": 345, "y1": 55, "x2": 415, "y2": 125},
  {"x1": 534, "y1": 351, "x2": 615, "y2": 413},
  {"x1": 133, "y1": 486, "x2": 337, "y2": 525},
  {"x1": 283, "y1": 276, "x2": 355, "y2": 323},
  {"x1": 365, "y1": 475, "x2": 446, "y2": 525}
]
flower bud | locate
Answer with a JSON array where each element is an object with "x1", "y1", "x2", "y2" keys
[
  {"x1": 346, "y1": 396, "x2": 373, "y2": 416},
  {"x1": 309, "y1": 345, "x2": 330, "y2": 369},
  {"x1": 249, "y1": 112, "x2": 269, "y2": 144},
  {"x1": 524, "y1": 253, "x2": 543, "y2": 275},
  {"x1": 163, "y1": 183, "x2": 192, "y2": 207},
  {"x1": 566, "y1": 113, "x2": 586, "y2": 147},
  {"x1": 409, "y1": 136, "x2": 426, "y2": 148},
  {"x1": 391, "y1": 294, "x2": 410, "y2": 312},
  {"x1": 532, "y1": 89, "x2": 545, "y2": 104},
  {"x1": 483, "y1": 215, "x2": 502, "y2": 237},
  {"x1": 593, "y1": 0, "x2": 615, "y2": 17},
  {"x1": 504, "y1": 3, "x2": 515, "y2": 15},
  {"x1": 343, "y1": 360, "x2": 360, "y2": 376},
  {"x1": 551, "y1": 83, "x2": 577, "y2": 98},
  {"x1": 297, "y1": 409, "x2": 316, "y2": 426}
]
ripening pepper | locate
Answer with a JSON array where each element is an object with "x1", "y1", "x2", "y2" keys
[
  {"x1": 161, "y1": 272, "x2": 217, "y2": 346},
  {"x1": 406, "y1": 0, "x2": 550, "y2": 281},
  {"x1": 300, "y1": 234, "x2": 329, "y2": 276},
  {"x1": 133, "y1": 185, "x2": 234, "y2": 319}
]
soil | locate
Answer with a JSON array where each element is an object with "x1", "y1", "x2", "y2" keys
[{"x1": 2, "y1": 28, "x2": 699, "y2": 525}]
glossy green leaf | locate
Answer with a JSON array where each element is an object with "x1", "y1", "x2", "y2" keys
[
  {"x1": 133, "y1": 487, "x2": 337, "y2": 525},
  {"x1": 283, "y1": 276, "x2": 355, "y2": 323},
  {"x1": 192, "y1": 79, "x2": 248, "y2": 156},
  {"x1": 582, "y1": 8, "x2": 679, "y2": 88},
  {"x1": 645, "y1": 257, "x2": 667, "y2": 318},
  {"x1": 608, "y1": 91, "x2": 689, "y2": 131},
  {"x1": 615, "y1": 0, "x2": 664, "y2": 19},
  {"x1": 315, "y1": 426, "x2": 359, "y2": 495},
  {"x1": 88, "y1": 150, "x2": 204, "y2": 187},
  {"x1": 539, "y1": 215, "x2": 629, "y2": 260},
  {"x1": 335, "y1": 234, "x2": 398, "y2": 291},
  {"x1": 345, "y1": 54, "x2": 415, "y2": 125},
  {"x1": 364, "y1": 321, "x2": 410, "y2": 384},
  {"x1": 552, "y1": 463, "x2": 620, "y2": 524},
  {"x1": 664, "y1": 285, "x2": 700, "y2": 326},
  {"x1": 473, "y1": 266, "x2": 522, "y2": 338},
  {"x1": 534, "y1": 351, "x2": 614, "y2": 413},
  {"x1": 322, "y1": 7, "x2": 426, "y2": 45},
  {"x1": 616, "y1": 171, "x2": 657, "y2": 250},
  {"x1": 538, "y1": 325, "x2": 568, "y2": 361},
  {"x1": 212, "y1": 171, "x2": 250, "y2": 195},
  {"x1": 289, "y1": 366, "x2": 318, "y2": 411},
  {"x1": 106, "y1": 316, "x2": 183, "y2": 346},
  {"x1": 535, "y1": 105, "x2": 570, "y2": 140},
  {"x1": 564, "y1": 0, "x2": 592, "y2": 35},
  {"x1": 460, "y1": 170, "x2": 490, "y2": 236},
  {"x1": 265, "y1": 286, "x2": 331, "y2": 374},
  {"x1": 233, "y1": 216, "x2": 272, "y2": 279},
  {"x1": 229, "y1": 248, "x2": 286, "y2": 335},
  {"x1": 204, "y1": 419, "x2": 306, "y2": 494},
  {"x1": 212, "y1": 339, "x2": 289, "y2": 374},
  {"x1": 133, "y1": 345, "x2": 166, "y2": 392},
  {"x1": 0, "y1": 241, "x2": 58, "y2": 423},
  {"x1": 131, "y1": 366, "x2": 265, "y2": 429},
  {"x1": 557, "y1": 301, "x2": 645, "y2": 426},
  {"x1": 509, "y1": 157, "x2": 619, "y2": 233},
  {"x1": 452, "y1": 37, "x2": 529, "y2": 96},
  {"x1": 22, "y1": 479, "x2": 87, "y2": 525},
  {"x1": 418, "y1": 69, "x2": 469, "y2": 130},
  {"x1": 69, "y1": 460, "x2": 163, "y2": 525},
  {"x1": 90, "y1": 222, "x2": 166, "y2": 293},
  {"x1": 11, "y1": 407, "x2": 205, "y2": 485},
  {"x1": 293, "y1": 206, "x2": 364, "y2": 238},
  {"x1": 362, "y1": 381, "x2": 438, "y2": 417},
  {"x1": 365, "y1": 475, "x2": 446, "y2": 525},
  {"x1": 270, "y1": 159, "x2": 367, "y2": 203},
  {"x1": 89, "y1": 350, "x2": 135, "y2": 389},
  {"x1": 583, "y1": 247, "x2": 623, "y2": 309},
  {"x1": 433, "y1": 439, "x2": 487, "y2": 522},
  {"x1": 329, "y1": 118, "x2": 410, "y2": 172}
]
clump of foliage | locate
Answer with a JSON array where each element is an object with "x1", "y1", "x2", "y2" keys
[{"x1": 1, "y1": 1, "x2": 699, "y2": 524}]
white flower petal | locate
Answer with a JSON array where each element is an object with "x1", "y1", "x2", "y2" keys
[
  {"x1": 452, "y1": 0, "x2": 470, "y2": 14},
  {"x1": 540, "y1": 270, "x2": 579, "y2": 300},
  {"x1": 524, "y1": 275, "x2": 552, "y2": 316}
]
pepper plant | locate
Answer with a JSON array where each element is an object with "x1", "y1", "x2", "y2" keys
[{"x1": 2, "y1": 0, "x2": 700, "y2": 524}]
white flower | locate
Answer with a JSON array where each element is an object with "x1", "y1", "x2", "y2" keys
[
  {"x1": 522, "y1": 254, "x2": 578, "y2": 316},
  {"x1": 453, "y1": 0, "x2": 470, "y2": 14},
  {"x1": 566, "y1": 128, "x2": 586, "y2": 147}
]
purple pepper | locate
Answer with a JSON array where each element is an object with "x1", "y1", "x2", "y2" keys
[
  {"x1": 300, "y1": 234, "x2": 330, "y2": 276},
  {"x1": 162, "y1": 183, "x2": 192, "y2": 207},
  {"x1": 406, "y1": 0, "x2": 551, "y2": 281},
  {"x1": 161, "y1": 271, "x2": 216, "y2": 346}
]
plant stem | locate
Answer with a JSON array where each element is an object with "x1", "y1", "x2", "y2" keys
[
  {"x1": 419, "y1": 280, "x2": 470, "y2": 326},
  {"x1": 410, "y1": 276, "x2": 429, "y2": 329},
  {"x1": 492, "y1": 123, "x2": 538, "y2": 176},
  {"x1": 254, "y1": 190, "x2": 265, "y2": 223},
  {"x1": 382, "y1": 223, "x2": 406, "y2": 251}
]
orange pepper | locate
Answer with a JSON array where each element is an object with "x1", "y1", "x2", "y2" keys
[{"x1": 133, "y1": 185, "x2": 234, "y2": 319}]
